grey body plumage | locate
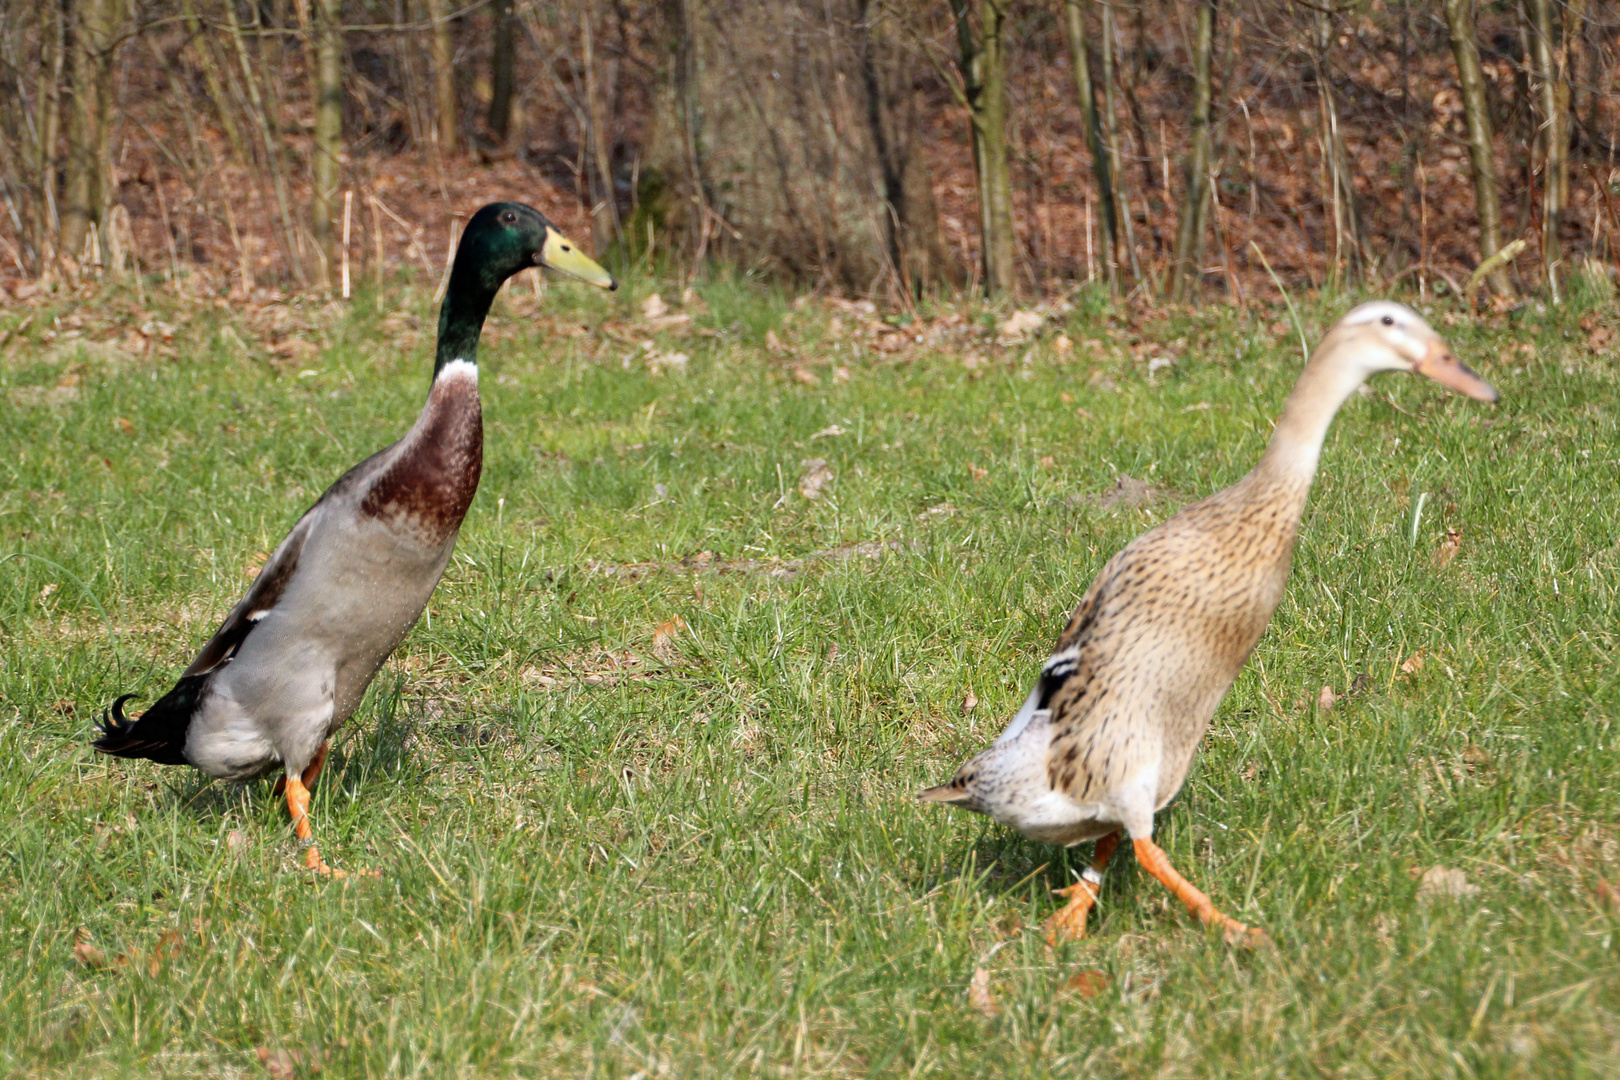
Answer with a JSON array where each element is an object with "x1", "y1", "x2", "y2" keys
[{"x1": 94, "y1": 202, "x2": 617, "y2": 873}]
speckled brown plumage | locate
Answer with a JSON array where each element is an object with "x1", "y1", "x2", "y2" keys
[{"x1": 920, "y1": 302, "x2": 1500, "y2": 945}]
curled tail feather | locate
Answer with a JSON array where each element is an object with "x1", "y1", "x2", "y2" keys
[{"x1": 91, "y1": 677, "x2": 205, "y2": 766}]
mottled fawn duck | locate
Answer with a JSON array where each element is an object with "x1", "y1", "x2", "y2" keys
[{"x1": 921, "y1": 301, "x2": 1498, "y2": 945}]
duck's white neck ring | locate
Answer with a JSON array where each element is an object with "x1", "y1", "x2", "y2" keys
[{"x1": 435, "y1": 358, "x2": 479, "y2": 383}]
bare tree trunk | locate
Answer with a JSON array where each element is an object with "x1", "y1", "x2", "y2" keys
[
  {"x1": 1308, "y1": 12, "x2": 1371, "y2": 288},
  {"x1": 951, "y1": 0, "x2": 1016, "y2": 295},
  {"x1": 488, "y1": 0, "x2": 516, "y2": 143},
  {"x1": 1524, "y1": 0, "x2": 1566, "y2": 297},
  {"x1": 1098, "y1": 1, "x2": 1141, "y2": 283},
  {"x1": 60, "y1": 0, "x2": 124, "y2": 266},
  {"x1": 1442, "y1": 0, "x2": 1512, "y2": 297},
  {"x1": 1062, "y1": 0, "x2": 1120, "y2": 291},
  {"x1": 856, "y1": 0, "x2": 955, "y2": 294},
  {"x1": 580, "y1": 2, "x2": 620, "y2": 253},
  {"x1": 311, "y1": 0, "x2": 343, "y2": 290},
  {"x1": 180, "y1": 0, "x2": 249, "y2": 163},
  {"x1": 33, "y1": 4, "x2": 66, "y2": 272},
  {"x1": 664, "y1": 0, "x2": 713, "y2": 261},
  {"x1": 426, "y1": 0, "x2": 458, "y2": 154},
  {"x1": 224, "y1": 0, "x2": 305, "y2": 283},
  {"x1": 1168, "y1": 0, "x2": 1216, "y2": 300}
]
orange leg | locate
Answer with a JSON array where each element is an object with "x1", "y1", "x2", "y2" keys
[
  {"x1": 283, "y1": 775, "x2": 345, "y2": 878},
  {"x1": 1045, "y1": 831, "x2": 1121, "y2": 944},
  {"x1": 300, "y1": 741, "x2": 330, "y2": 788},
  {"x1": 272, "y1": 740, "x2": 330, "y2": 797},
  {"x1": 1132, "y1": 837, "x2": 1270, "y2": 947}
]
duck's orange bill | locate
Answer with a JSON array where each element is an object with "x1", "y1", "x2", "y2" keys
[{"x1": 1414, "y1": 339, "x2": 1499, "y2": 403}]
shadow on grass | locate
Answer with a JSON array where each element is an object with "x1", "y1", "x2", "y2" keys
[
  {"x1": 913, "y1": 826, "x2": 1159, "y2": 941},
  {"x1": 143, "y1": 678, "x2": 427, "y2": 829}
]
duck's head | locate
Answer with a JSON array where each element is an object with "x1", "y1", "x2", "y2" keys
[
  {"x1": 1327, "y1": 301, "x2": 1498, "y2": 402},
  {"x1": 454, "y1": 202, "x2": 618, "y2": 293}
]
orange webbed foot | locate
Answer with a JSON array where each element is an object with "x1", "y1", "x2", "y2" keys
[
  {"x1": 1044, "y1": 878, "x2": 1101, "y2": 944},
  {"x1": 1043, "y1": 832, "x2": 1120, "y2": 945},
  {"x1": 1131, "y1": 837, "x2": 1270, "y2": 948},
  {"x1": 284, "y1": 771, "x2": 379, "y2": 881}
]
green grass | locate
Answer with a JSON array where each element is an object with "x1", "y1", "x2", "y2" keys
[{"x1": 2, "y1": 277, "x2": 1617, "y2": 1077}]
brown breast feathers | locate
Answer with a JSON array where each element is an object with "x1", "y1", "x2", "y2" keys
[{"x1": 360, "y1": 373, "x2": 484, "y2": 544}]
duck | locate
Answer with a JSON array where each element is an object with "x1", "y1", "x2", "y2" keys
[
  {"x1": 94, "y1": 202, "x2": 617, "y2": 875},
  {"x1": 920, "y1": 302, "x2": 1498, "y2": 944}
]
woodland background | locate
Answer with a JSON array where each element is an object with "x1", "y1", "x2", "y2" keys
[{"x1": 0, "y1": 0, "x2": 1618, "y2": 305}]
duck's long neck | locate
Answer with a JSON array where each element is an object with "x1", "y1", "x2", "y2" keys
[
  {"x1": 1251, "y1": 342, "x2": 1368, "y2": 493},
  {"x1": 432, "y1": 276, "x2": 499, "y2": 377}
]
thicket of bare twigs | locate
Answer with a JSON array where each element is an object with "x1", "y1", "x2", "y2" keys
[{"x1": 0, "y1": 0, "x2": 1616, "y2": 304}]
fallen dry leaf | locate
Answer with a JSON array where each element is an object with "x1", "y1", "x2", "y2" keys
[
  {"x1": 72, "y1": 930, "x2": 110, "y2": 969},
  {"x1": 640, "y1": 293, "x2": 668, "y2": 319},
  {"x1": 810, "y1": 424, "x2": 846, "y2": 439},
  {"x1": 645, "y1": 347, "x2": 690, "y2": 376},
  {"x1": 968, "y1": 967, "x2": 999, "y2": 1017},
  {"x1": 144, "y1": 929, "x2": 183, "y2": 977},
  {"x1": 1417, "y1": 865, "x2": 1479, "y2": 903},
  {"x1": 960, "y1": 353, "x2": 985, "y2": 371},
  {"x1": 1039, "y1": 455, "x2": 1056, "y2": 470},
  {"x1": 226, "y1": 830, "x2": 249, "y2": 859},
  {"x1": 1053, "y1": 333, "x2": 1073, "y2": 354},
  {"x1": 968, "y1": 463, "x2": 989, "y2": 481},
  {"x1": 999, "y1": 309, "x2": 1043, "y2": 339},
  {"x1": 113, "y1": 416, "x2": 134, "y2": 434},
  {"x1": 833, "y1": 366, "x2": 852, "y2": 384},
  {"x1": 1317, "y1": 685, "x2": 1337, "y2": 712},
  {"x1": 798, "y1": 458, "x2": 833, "y2": 500},
  {"x1": 1400, "y1": 648, "x2": 1427, "y2": 675},
  {"x1": 962, "y1": 690, "x2": 978, "y2": 714},
  {"x1": 764, "y1": 329, "x2": 786, "y2": 353},
  {"x1": 255, "y1": 1045, "x2": 314, "y2": 1079},
  {"x1": 791, "y1": 365, "x2": 821, "y2": 386},
  {"x1": 1594, "y1": 878, "x2": 1620, "y2": 911},
  {"x1": 1587, "y1": 325, "x2": 1613, "y2": 352},
  {"x1": 1065, "y1": 969, "x2": 1110, "y2": 998},
  {"x1": 1433, "y1": 528, "x2": 1462, "y2": 568}
]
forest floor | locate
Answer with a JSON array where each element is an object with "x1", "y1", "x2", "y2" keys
[{"x1": 2, "y1": 273, "x2": 1618, "y2": 1077}]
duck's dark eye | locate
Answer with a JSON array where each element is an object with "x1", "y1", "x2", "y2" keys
[
  {"x1": 1381, "y1": 315, "x2": 1395, "y2": 326},
  {"x1": 501, "y1": 211, "x2": 517, "y2": 224}
]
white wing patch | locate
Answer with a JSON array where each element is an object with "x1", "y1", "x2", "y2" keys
[
  {"x1": 994, "y1": 645, "x2": 1080, "y2": 746},
  {"x1": 993, "y1": 685, "x2": 1044, "y2": 746}
]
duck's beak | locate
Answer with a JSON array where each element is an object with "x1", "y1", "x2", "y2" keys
[
  {"x1": 1413, "y1": 337, "x2": 1498, "y2": 403},
  {"x1": 539, "y1": 227, "x2": 618, "y2": 290}
]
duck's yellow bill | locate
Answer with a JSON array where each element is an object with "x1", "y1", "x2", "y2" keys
[{"x1": 540, "y1": 228, "x2": 617, "y2": 290}]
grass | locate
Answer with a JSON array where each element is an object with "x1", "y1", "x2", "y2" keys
[{"x1": 1, "y1": 274, "x2": 1617, "y2": 1077}]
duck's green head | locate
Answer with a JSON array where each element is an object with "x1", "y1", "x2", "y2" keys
[
  {"x1": 453, "y1": 202, "x2": 617, "y2": 293},
  {"x1": 435, "y1": 203, "x2": 617, "y2": 373}
]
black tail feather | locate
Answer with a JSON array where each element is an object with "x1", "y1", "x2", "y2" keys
[
  {"x1": 96, "y1": 694, "x2": 141, "y2": 739},
  {"x1": 92, "y1": 677, "x2": 205, "y2": 766}
]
